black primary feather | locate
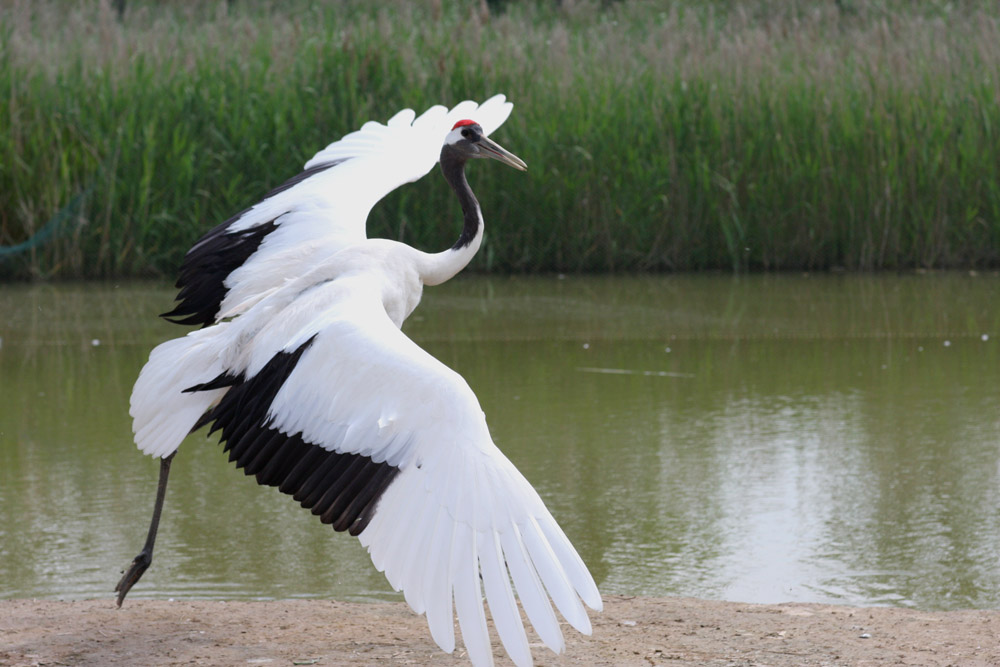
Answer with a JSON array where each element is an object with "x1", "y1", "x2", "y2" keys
[
  {"x1": 187, "y1": 335, "x2": 401, "y2": 537},
  {"x1": 162, "y1": 160, "x2": 346, "y2": 327}
]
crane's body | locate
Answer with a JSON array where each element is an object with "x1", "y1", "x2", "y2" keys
[{"x1": 116, "y1": 96, "x2": 601, "y2": 667}]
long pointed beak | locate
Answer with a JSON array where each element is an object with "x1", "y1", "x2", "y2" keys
[{"x1": 478, "y1": 136, "x2": 528, "y2": 171}]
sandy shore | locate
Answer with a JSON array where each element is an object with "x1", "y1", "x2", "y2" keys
[{"x1": 2, "y1": 596, "x2": 998, "y2": 666}]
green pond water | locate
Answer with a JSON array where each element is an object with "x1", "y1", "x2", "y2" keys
[{"x1": 1, "y1": 273, "x2": 998, "y2": 610}]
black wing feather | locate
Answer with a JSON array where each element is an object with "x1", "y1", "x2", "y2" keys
[
  {"x1": 162, "y1": 160, "x2": 346, "y2": 328},
  {"x1": 189, "y1": 335, "x2": 401, "y2": 536}
]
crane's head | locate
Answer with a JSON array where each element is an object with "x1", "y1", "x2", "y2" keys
[{"x1": 444, "y1": 120, "x2": 527, "y2": 171}]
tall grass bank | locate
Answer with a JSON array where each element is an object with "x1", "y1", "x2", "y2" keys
[{"x1": 2, "y1": 1, "x2": 999, "y2": 278}]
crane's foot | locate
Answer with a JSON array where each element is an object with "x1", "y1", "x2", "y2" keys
[
  {"x1": 115, "y1": 549, "x2": 152, "y2": 607},
  {"x1": 115, "y1": 453, "x2": 174, "y2": 608}
]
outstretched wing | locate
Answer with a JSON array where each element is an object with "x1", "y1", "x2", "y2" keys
[
  {"x1": 162, "y1": 95, "x2": 515, "y2": 327},
  {"x1": 184, "y1": 277, "x2": 602, "y2": 667}
]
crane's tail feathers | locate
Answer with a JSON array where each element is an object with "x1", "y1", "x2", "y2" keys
[{"x1": 130, "y1": 326, "x2": 230, "y2": 459}]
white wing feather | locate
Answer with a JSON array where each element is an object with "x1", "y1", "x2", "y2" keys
[
  {"x1": 130, "y1": 325, "x2": 230, "y2": 458},
  {"x1": 216, "y1": 278, "x2": 603, "y2": 666},
  {"x1": 216, "y1": 95, "x2": 514, "y2": 320}
]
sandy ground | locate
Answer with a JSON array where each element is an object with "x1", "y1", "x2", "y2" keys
[{"x1": 1, "y1": 596, "x2": 998, "y2": 666}]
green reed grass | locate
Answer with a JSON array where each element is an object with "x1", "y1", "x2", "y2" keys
[{"x1": 2, "y1": 0, "x2": 1000, "y2": 278}]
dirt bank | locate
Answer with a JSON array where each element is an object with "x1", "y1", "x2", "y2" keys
[{"x1": 2, "y1": 596, "x2": 997, "y2": 666}]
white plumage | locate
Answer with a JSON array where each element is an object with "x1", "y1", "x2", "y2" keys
[
  {"x1": 121, "y1": 96, "x2": 601, "y2": 667},
  {"x1": 207, "y1": 96, "x2": 515, "y2": 323}
]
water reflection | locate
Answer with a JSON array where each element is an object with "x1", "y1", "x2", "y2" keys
[{"x1": 1, "y1": 274, "x2": 998, "y2": 609}]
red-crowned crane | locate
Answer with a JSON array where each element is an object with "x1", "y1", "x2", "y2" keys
[{"x1": 115, "y1": 96, "x2": 602, "y2": 666}]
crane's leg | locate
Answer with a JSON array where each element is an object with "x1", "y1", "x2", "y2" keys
[{"x1": 115, "y1": 452, "x2": 174, "y2": 607}]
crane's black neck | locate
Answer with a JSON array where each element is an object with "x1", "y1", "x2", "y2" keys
[{"x1": 440, "y1": 146, "x2": 481, "y2": 250}]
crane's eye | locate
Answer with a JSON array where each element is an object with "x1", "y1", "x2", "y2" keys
[{"x1": 461, "y1": 129, "x2": 472, "y2": 139}]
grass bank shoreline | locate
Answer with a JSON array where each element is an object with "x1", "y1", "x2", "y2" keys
[{"x1": 3, "y1": 1, "x2": 1000, "y2": 278}]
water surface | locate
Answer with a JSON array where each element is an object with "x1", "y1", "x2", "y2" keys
[{"x1": 1, "y1": 274, "x2": 998, "y2": 609}]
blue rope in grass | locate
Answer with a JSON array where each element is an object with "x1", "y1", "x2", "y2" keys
[{"x1": 0, "y1": 186, "x2": 92, "y2": 261}]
